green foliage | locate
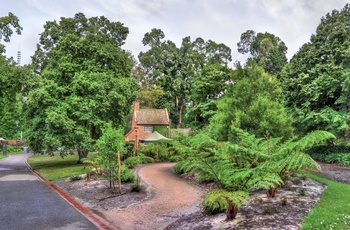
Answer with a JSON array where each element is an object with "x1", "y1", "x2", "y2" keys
[
  {"x1": 24, "y1": 13, "x2": 138, "y2": 161},
  {"x1": 130, "y1": 176, "x2": 142, "y2": 192},
  {"x1": 95, "y1": 127, "x2": 125, "y2": 188},
  {"x1": 237, "y1": 30, "x2": 287, "y2": 75},
  {"x1": 308, "y1": 145, "x2": 350, "y2": 166},
  {"x1": 201, "y1": 189, "x2": 249, "y2": 214},
  {"x1": 177, "y1": 129, "x2": 334, "y2": 194},
  {"x1": 185, "y1": 63, "x2": 233, "y2": 128},
  {"x1": 136, "y1": 85, "x2": 164, "y2": 109},
  {"x1": 123, "y1": 155, "x2": 155, "y2": 169},
  {"x1": 280, "y1": 4, "x2": 350, "y2": 138},
  {"x1": 0, "y1": 12, "x2": 22, "y2": 53},
  {"x1": 119, "y1": 166, "x2": 135, "y2": 183},
  {"x1": 209, "y1": 62, "x2": 293, "y2": 141},
  {"x1": 139, "y1": 29, "x2": 232, "y2": 128}
]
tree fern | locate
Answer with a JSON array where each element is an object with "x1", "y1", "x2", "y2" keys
[{"x1": 201, "y1": 189, "x2": 249, "y2": 219}]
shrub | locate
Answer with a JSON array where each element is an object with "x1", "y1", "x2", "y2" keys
[
  {"x1": 69, "y1": 175, "x2": 81, "y2": 181},
  {"x1": 308, "y1": 145, "x2": 350, "y2": 166},
  {"x1": 119, "y1": 166, "x2": 135, "y2": 183},
  {"x1": 123, "y1": 155, "x2": 155, "y2": 169},
  {"x1": 130, "y1": 176, "x2": 142, "y2": 192}
]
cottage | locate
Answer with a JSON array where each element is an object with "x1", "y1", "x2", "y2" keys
[{"x1": 124, "y1": 102, "x2": 170, "y2": 152}]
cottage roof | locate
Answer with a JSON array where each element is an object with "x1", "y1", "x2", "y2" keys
[{"x1": 136, "y1": 109, "x2": 170, "y2": 125}]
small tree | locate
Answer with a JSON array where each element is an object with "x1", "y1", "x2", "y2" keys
[{"x1": 95, "y1": 126, "x2": 125, "y2": 192}]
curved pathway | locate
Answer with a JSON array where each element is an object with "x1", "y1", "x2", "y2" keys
[{"x1": 102, "y1": 163, "x2": 204, "y2": 230}]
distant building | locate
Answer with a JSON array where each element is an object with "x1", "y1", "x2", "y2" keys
[{"x1": 124, "y1": 102, "x2": 170, "y2": 153}]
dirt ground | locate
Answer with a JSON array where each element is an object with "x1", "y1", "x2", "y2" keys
[{"x1": 53, "y1": 162, "x2": 350, "y2": 230}]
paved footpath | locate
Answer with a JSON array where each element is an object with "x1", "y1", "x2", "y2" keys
[{"x1": 0, "y1": 154, "x2": 99, "y2": 230}]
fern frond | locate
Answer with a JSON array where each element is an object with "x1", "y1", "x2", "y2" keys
[
  {"x1": 246, "y1": 171, "x2": 283, "y2": 191},
  {"x1": 287, "y1": 130, "x2": 335, "y2": 152},
  {"x1": 201, "y1": 189, "x2": 249, "y2": 214},
  {"x1": 278, "y1": 152, "x2": 321, "y2": 173}
]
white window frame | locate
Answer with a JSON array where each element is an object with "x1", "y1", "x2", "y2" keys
[{"x1": 144, "y1": 126, "x2": 153, "y2": 132}]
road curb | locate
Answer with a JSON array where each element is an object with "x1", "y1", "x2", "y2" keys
[{"x1": 25, "y1": 158, "x2": 118, "y2": 230}]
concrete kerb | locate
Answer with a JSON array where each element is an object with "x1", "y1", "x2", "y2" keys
[{"x1": 25, "y1": 158, "x2": 118, "y2": 230}]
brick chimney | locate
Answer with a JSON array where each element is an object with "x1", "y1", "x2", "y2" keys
[
  {"x1": 134, "y1": 102, "x2": 140, "y2": 112},
  {"x1": 131, "y1": 102, "x2": 140, "y2": 129}
]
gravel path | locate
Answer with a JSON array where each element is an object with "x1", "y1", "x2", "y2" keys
[
  {"x1": 317, "y1": 162, "x2": 350, "y2": 184},
  {"x1": 101, "y1": 162, "x2": 204, "y2": 230}
]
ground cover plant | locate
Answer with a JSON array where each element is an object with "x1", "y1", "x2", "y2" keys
[
  {"x1": 308, "y1": 145, "x2": 350, "y2": 166},
  {"x1": 301, "y1": 174, "x2": 350, "y2": 229}
]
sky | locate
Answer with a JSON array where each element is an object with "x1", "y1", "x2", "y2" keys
[{"x1": 0, "y1": 0, "x2": 349, "y2": 66}]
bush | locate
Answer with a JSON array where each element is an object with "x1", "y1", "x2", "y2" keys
[
  {"x1": 130, "y1": 176, "x2": 142, "y2": 192},
  {"x1": 123, "y1": 155, "x2": 155, "y2": 169},
  {"x1": 174, "y1": 161, "x2": 191, "y2": 174},
  {"x1": 308, "y1": 145, "x2": 350, "y2": 166},
  {"x1": 120, "y1": 166, "x2": 135, "y2": 183}
]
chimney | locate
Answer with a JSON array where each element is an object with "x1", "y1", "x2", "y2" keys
[{"x1": 134, "y1": 102, "x2": 140, "y2": 112}]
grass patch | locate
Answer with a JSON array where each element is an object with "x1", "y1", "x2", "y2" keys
[
  {"x1": 27, "y1": 153, "x2": 98, "y2": 181},
  {"x1": 301, "y1": 174, "x2": 350, "y2": 229},
  {"x1": 0, "y1": 154, "x2": 6, "y2": 159}
]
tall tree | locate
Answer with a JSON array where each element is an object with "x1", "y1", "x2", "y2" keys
[
  {"x1": 185, "y1": 62, "x2": 232, "y2": 128},
  {"x1": 139, "y1": 29, "x2": 231, "y2": 128},
  {"x1": 0, "y1": 12, "x2": 22, "y2": 53},
  {"x1": 0, "y1": 13, "x2": 24, "y2": 139},
  {"x1": 25, "y1": 13, "x2": 137, "y2": 162},
  {"x1": 280, "y1": 4, "x2": 350, "y2": 138},
  {"x1": 209, "y1": 62, "x2": 293, "y2": 141},
  {"x1": 237, "y1": 30, "x2": 287, "y2": 75}
]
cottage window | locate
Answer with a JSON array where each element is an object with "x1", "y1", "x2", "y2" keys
[{"x1": 144, "y1": 126, "x2": 153, "y2": 132}]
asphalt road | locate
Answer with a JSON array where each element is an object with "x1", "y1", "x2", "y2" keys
[{"x1": 0, "y1": 154, "x2": 99, "y2": 230}]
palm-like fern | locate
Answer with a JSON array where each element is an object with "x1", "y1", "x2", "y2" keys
[
  {"x1": 201, "y1": 189, "x2": 249, "y2": 219},
  {"x1": 174, "y1": 129, "x2": 335, "y2": 219}
]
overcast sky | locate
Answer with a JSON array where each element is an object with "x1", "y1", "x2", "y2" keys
[{"x1": 1, "y1": 0, "x2": 348, "y2": 66}]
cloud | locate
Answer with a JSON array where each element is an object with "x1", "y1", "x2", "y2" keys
[{"x1": 1, "y1": 0, "x2": 349, "y2": 65}]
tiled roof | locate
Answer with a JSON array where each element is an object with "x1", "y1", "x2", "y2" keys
[{"x1": 136, "y1": 109, "x2": 170, "y2": 125}]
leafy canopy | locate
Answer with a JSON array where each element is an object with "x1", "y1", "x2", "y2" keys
[
  {"x1": 139, "y1": 29, "x2": 232, "y2": 128},
  {"x1": 209, "y1": 62, "x2": 293, "y2": 141},
  {"x1": 24, "y1": 13, "x2": 138, "y2": 161},
  {"x1": 280, "y1": 3, "x2": 350, "y2": 138},
  {"x1": 237, "y1": 30, "x2": 287, "y2": 75}
]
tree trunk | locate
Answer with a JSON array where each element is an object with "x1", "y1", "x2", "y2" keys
[
  {"x1": 176, "y1": 93, "x2": 185, "y2": 129},
  {"x1": 77, "y1": 148, "x2": 88, "y2": 164},
  {"x1": 225, "y1": 197, "x2": 238, "y2": 220},
  {"x1": 266, "y1": 187, "x2": 277, "y2": 197},
  {"x1": 118, "y1": 148, "x2": 122, "y2": 194}
]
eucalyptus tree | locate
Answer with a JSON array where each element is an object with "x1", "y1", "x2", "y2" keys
[
  {"x1": 25, "y1": 13, "x2": 138, "y2": 162},
  {"x1": 280, "y1": 4, "x2": 350, "y2": 138},
  {"x1": 139, "y1": 29, "x2": 231, "y2": 128},
  {"x1": 237, "y1": 30, "x2": 288, "y2": 75}
]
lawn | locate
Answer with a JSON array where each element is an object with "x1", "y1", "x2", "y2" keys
[
  {"x1": 301, "y1": 174, "x2": 350, "y2": 229},
  {"x1": 27, "y1": 153, "x2": 98, "y2": 181}
]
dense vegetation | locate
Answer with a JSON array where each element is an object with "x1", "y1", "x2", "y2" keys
[{"x1": 2, "y1": 3, "x2": 350, "y2": 224}]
